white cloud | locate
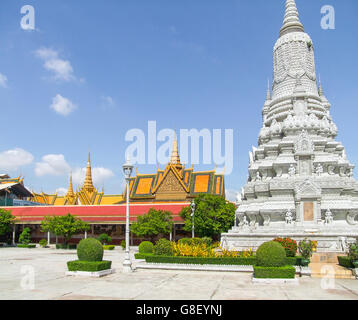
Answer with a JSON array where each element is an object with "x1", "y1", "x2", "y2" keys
[
  {"x1": 0, "y1": 148, "x2": 34, "y2": 171},
  {"x1": 101, "y1": 95, "x2": 116, "y2": 109},
  {"x1": 56, "y1": 187, "x2": 68, "y2": 196},
  {"x1": 225, "y1": 189, "x2": 240, "y2": 203},
  {"x1": 35, "y1": 48, "x2": 58, "y2": 60},
  {"x1": 35, "y1": 48, "x2": 75, "y2": 82},
  {"x1": 72, "y1": 167, "x2": 114, "y2": 187},
  {"x1": 0, "y1": 73, "x2": 8, "y2": 88},
  {"x1": 50, "y1": 94, "x2": 77, "y2": 116},
  {"x1": 35, "y1": 154, "x2": 71, "y2": 177}
]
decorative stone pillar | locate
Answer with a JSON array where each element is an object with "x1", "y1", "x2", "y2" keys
[
  {"x1": 316, "y1": 200, "x2": 322, "y2": 224},
  {"x1": 47, "y1": 231, "x2": 50, "y2": 245},
  {"x1": 84, "y1": 230, "x2": 87, "y2": 239}
]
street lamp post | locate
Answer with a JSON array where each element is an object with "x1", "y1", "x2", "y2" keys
[
  {"x1": 191, "y1": 200, "x2": 196, "y2": 238},
  {"x1": 122, "y1": 157, "x2": 133, "y2": 273}
]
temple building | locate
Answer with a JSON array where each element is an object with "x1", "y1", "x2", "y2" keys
[
  {"x1": 6, "y1": 134, "x2": 225, "y2": 244},
  {"x1": 222, "y1": 0, "x2": 358, "y2": 252},
  {"x1": 31, "y1": 134, "x2": 225, "y2": 205},
  {"x1": 0, "y1": 174, "x2": 34, "y2": 206}
]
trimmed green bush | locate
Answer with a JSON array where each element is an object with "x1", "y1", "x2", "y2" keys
[
  {"x1": 103, "y1": 245, "x2": 115, "y2": 250},
  {"x1": 77, "y1": 238, "x2": 104, "y2": 262},
  {"x1": 338, "y1": 256, "x2": 354, "y2": 269},
  {"x1": 201, "y1": 237, "x2": 213, "y2": 247},
  {"x1": 178, "y1": 237, "x2": 212, "y2": 246},
  {"x1": 254, "y1": 266, "x2": 296, "y2": 279},
  {"x1": 154, "y1": 239, "x2": 174, "y2": 256},
  {"x1": 256, "y1": 241, "x2": 286, "y2": 267},
  {"x1": 19, "y1": 228, "x2": 31, "y2": 245},
  {"x1": 39, "y1": 239, "x2": 48, "y2": 247},
  {"x1": 67, "y1": 260, "x2": 112, "y2": 272},
  {"x1": 286, "y1": 256, "x2": 302, "y2": 266},
  {"x1": 135, "y1": 253, "x2": 153, "y2": 259},
  {"x1": 17, "y1": 244, "x2": 36, "y2": 248},
  {"x1": 139, "y1": 241, "x2": 154, "y2": 254},
  {"x1": 121, "y1": 240, "x2": 126, "y2": 249}
]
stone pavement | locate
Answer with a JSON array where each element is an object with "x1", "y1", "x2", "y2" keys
[{"x1": 0, "y1": 247, "x2": 358, "y2": 300}]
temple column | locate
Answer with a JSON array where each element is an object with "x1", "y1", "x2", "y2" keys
[{"x1": 47, "y1": 231, "x2": 50, "y2": 245}]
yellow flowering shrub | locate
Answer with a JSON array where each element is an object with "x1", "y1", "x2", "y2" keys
[{"x1": 172, "y1": 242, "x2": 256, "y2": 258}]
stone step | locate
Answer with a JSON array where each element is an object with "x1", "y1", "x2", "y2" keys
[{"x1": 309, "y1": 262, "x2": 355, "y2": 279}]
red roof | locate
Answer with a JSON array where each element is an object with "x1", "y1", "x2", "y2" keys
[{"x1": 5, "y1": 203, "x2": 189, "y2": 223}]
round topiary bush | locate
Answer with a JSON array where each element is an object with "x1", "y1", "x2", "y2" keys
[
  {"x1": 256, "y1": 241, "x2": 286, "y2": 267},
  {"x1": 139, "y1": 241, "x2": 154, "y2": 254},
  {"x1": 77, "y1": 238, "x2": 104, "y2": 262},
  {"x1": 154, "y1": 239, "x2": 174, "y2": 256}
]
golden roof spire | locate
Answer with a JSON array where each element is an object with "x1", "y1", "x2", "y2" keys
[
  {"x1": 170, "y1": 131, "x2": 181, "y2": 165},
  {"x1": 67, "y1": 172, "x2": 74, "y2": 197},
  {"x1": 83, "y1": 152, "x2": 95, "y2": 191}
]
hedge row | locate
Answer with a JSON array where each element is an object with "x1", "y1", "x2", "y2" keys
[
  {"x1": 142, "y1": 255, "x2": 303, "y2": 266},
  {"x1": 135, "y1": 253, "x2": 153, "y2": 259},
  {"x1": 67, "y1": 260, "x2": 112, "y2": 272},
  {"x1": 338, "y1": 256, "x2": 354, "y2": 269},
  {"x1": 17, "y1": 244, "x2": 36, "y2": 248},
  {"x1": 103, "y1": 245, "x2": 115, "y2": 250},
  {"x1": 56, "y1": 244, "x2": 77, "y2": 250},
  {"x1": 253, "y1": 266, "x2": 296, "y2": 279}
]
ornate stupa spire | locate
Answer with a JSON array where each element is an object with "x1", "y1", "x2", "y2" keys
[
  {"x1": 83, "y1": 152, "x2": 95, "y2": 192},
  {"x1": 67, "y1": 172, "x2": 74, "y2": 197},
  {"x1": 280, "y1": 0, "x2": 304, "y2": 37}
]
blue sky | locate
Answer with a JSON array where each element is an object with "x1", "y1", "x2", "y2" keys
[{"x1": 0, "y1": 0, "x2": 358, "y2": 200}]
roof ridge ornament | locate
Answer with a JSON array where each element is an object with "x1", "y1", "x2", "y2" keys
[{"x1": 280, "y1": 0, "x2": 304, "y2": 37}]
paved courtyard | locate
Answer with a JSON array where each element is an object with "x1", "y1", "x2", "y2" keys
[{"x1": 0, "y1": 247, "x2": 358, "y2": 300}]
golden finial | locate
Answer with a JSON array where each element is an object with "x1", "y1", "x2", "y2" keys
[
  {"x1": 83, "y1": 152, "x2": 95, "y2": 191},
  {"x1": 67, "y1": 172, "x2": 74, "y2": 197},
  {"x1": 170, "y1": 130, "x2": 181, "y2": 166}
]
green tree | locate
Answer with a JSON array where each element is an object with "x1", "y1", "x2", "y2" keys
[
  {"x1": 19, "y1": 227, "x2": 31, "y2": 245},
  {"x1": 0, "y1": 209, "x2": 16, "y2": 236},
  {"x1": 131, "y1": 208, "x2": 173, "y2": 242},
  {"x1": 97, "y1": 233, "x2": 112, "y2": 245},
  {"x1": 41, "y1": 214, "x2": 89, "y2": 245},
  {"x1": 180, "y1": 194, "x2": 236, "y2": 240}
]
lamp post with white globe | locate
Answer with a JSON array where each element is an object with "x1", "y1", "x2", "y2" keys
[
  {"x1": 191, "y1": 200, "x2": 196, "y2": 238},
  {"x1": 122, "y1": 157, "x2": 133, "y2": 273}
]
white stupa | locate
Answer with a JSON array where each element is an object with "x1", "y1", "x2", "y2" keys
[{"x1": 222, "y1": 0, "x2": 358, "y2": 252}]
